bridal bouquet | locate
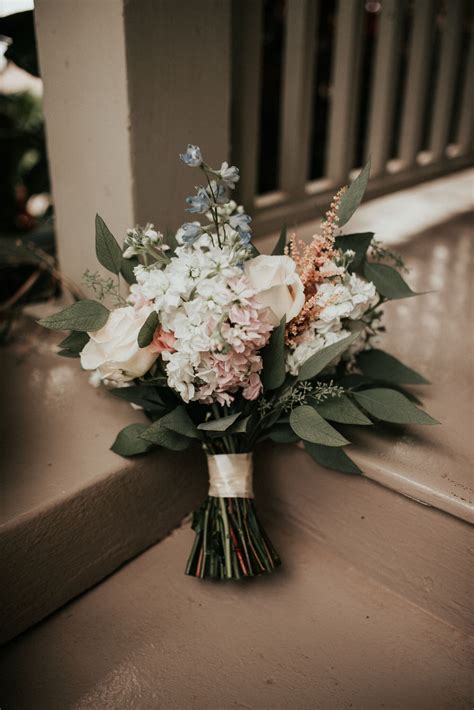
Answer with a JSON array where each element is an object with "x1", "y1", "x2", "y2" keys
[{"x1": 40, "y1": 145, "x2": 436, "y2": 580}]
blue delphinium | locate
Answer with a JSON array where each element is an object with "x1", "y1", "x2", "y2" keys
[
  {"x1": 218, "y1": 162, "x2": 240, "y2": 189},
  {"x1": 229, "y1": 212, "x2": 252, "y2": 244},
  {"x1": 208, "y1": 180, "x2": 227, "y2": 205},
  {"x1": 178, "y1": 144, "x2": 252, "y2": 248},
  {"x1": 180, "y1": 144, "x2": 203, "y2": 167},
  {"x1": 179, "y1": 221, "x2": 203, "y2": 244},
  {"x1": 186, "y1": 187, "x2": 211, "y2": 214}
]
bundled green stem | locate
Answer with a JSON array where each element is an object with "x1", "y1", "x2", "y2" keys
[{"x1": 185, "y1": 496, "x2": 281, "y2": 580}]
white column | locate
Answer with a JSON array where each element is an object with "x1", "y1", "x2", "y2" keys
[
  {"x1": 34, "y1": 0, "x2": 231, "y2": 285},
  {"x1": 34, "y1": 0, "x2": 134, "y2": 286}
]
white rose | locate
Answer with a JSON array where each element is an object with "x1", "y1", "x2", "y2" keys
[
  {"x1": 244, "y1": 254, "x2": 305, "y2": 325},
  {"x1": 80, "y1": 306, "x2": 158, "y2": 384}
]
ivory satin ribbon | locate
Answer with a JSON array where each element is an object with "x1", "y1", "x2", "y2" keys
[{"x1": 207, "y1": 453, "x2": 253, "y2": 498}]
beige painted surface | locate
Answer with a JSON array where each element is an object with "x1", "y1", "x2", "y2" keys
[
  {"x1": 34, "y1": 0, "x2": 135, "y2": 285},
  {"x1": 123, "y1": 0, "x2": 231, "y2": 230},
  {"x1": 0, "y1": 494, "x2": 472, "y2": 709},
  {"x1": 348, "y1": 212, "x2": 474, "y2": 524},
  {"x1": 0, "y1": 319, "x2": 207, "y2": 644}
]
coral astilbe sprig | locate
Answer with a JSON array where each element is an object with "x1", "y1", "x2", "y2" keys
[{"x1": 285, "y1": 186, "x2": 346, "y2": 346}]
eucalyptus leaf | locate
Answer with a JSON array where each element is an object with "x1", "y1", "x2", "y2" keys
[
  {"x1": 57, "y1": 350, "x2": 80, "y2": 358},
  {"x1": 95, "y1": 214, "x2": 122, "y2": 275},
  {"x1": 364, "y1": 262, "x2": 418, "y2": 300},
  {"x1": 353, "y1": 388, "x2": 438, "y2": 424},
  {"x1": 297, "y1": 332, "x2": 359, "y2": 382},
  {"x1": 313, "y1": 395, "x2": 372, "y2": 425},
  {"x1": 335, "y1": 232, "x2": 374, "y2": 271},
  {"x1": 271, "y1": 224, "x2": 287, "y2": 256},
  {"x1": 230, "y1": 415, "x2": 251, "y2": 434},
  {"x1": 289, "y1": 405, "x2": 349, "y2": 446},
  {"x1": 111, "y1": 423, "x2": 151, "y2": 456},
  {"x1": 337, "y1": 159, "x2": 371, "y2": 227},
  {"x1": 140, "y1": 424, "x2": 191, "y2": 451},
  {"x1": 157, "y1": 405, "x2": 200, "y2": 439},
  {"x1": 262, "y1": 317, "x2": 286, "y2": 390},
  {"x1": 121, "y1": 256, "x2": 139, "y2": 285},
  {"x1": 267, "y1": 424, "x2": 300, "y2": 444},
  {"x1": 198, "y1": 412, "x2": 241, "y2": 432},
  {"x1": 39, "y1": 300, "x2": 109, "y2": 332},
  {"x1": 111, "y1": 385, "x2": 165, "y2": 411},
  {"x1": 138, "y1": 311, "x2": 159, "y2": 348},
  {"x1": 58, "y1": 330, "x2": 90, "y2": 352},
  {"x1": 357, "y1": 349, "x2": 429, "y2": 385},
  {"x1": 304, "y1": 441, "x2": 362, "y2": 474}
]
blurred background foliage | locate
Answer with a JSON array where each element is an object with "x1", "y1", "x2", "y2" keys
[{"x1": 0, "y1": 9, "x2": 58, "y2": 343}]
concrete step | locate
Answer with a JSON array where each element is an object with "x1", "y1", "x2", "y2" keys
[
  {"x1": 0, "y1": 502, "x2": 472, "y2": 710},
  {"x1": 0, "y1": 319, "x2": 207, "y2": 644}
]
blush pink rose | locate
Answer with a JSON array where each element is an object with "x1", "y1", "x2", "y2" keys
[{"x1": 150, "y1": 327, "x2": 177, "y2": 354}]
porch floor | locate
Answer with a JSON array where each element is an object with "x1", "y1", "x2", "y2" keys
[{"x1": 0, "y1": 508, "x2": 472, "y2": 710}]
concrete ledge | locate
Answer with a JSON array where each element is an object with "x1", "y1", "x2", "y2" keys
[
  {"x1": 0, "y1": 320, "x2": 207, "y2": 644},
  {"x1": 254, "y1": 444, "x2": 472, "y2": 634}
]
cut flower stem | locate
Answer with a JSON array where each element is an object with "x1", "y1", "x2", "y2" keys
[{"x1": 185, "y1": 496, "x2": 281, "y2": 580}]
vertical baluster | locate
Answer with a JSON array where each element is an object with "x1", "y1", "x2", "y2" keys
[
  {"x1": 366, "y1": 0, "x2": 403, "y2": 177},
  {"x1": 456, "y1": 27, "x2": 474, "y2": 153},
  {"x1": 231, "y1": 0, "x2": 263, "y2": 209},
  {"x1": 429, "y1": 0, "x2": 463, "y2": 160},
  {"x1": 398, "y1": 0, "x2": 435, "y2": 168},
  {"x1": 279, "y1": 0, "x2": 318, "y2": 198},
  {"x1": 326, "y1": 0, "x2": 364, "y2": 184}
]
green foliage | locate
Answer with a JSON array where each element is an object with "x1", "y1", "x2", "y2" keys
[
  {"x1": 58, "y1": 330, "x2": 89, "y2": 352},
  {"x1": 140, "y1": 426, "x2": 192, "y2": 451},
  {"x1": 370, "y1": 240, "x2": 408, "y2": 273},
  {"x1": 337, "y1": 159, "x2": 371, "y2": 227},
  {"x1": 353, "y1": 388, "x2": 438, "y2": 425},
  {"x1": 39, "y1": 300, "x2": 109, "y2": 332},
  {"x1": 297, "y1": 332, "x2": 359, "y2": 382},
  {"x1": 271, "y1": 224, "x2": 287, "y2": 256},
  {"x1": 262, "y1": 317, "x2": 287, "y2": 390},
  {"x1": 138, "y1": 311, "x2": 159, "y2": 348},
  {"x1": 313, "y1": 395, "x2": 372, "y2": 425},
  {"x1": 120, "y1": 256, "x2": 139, "y2": 285},
  {"x1": 141, "y1": 406, "x2": 200, "y2": 450},
  {"x1": 304, "y1": 441, "x2": 362, "y2": 474},
  {"x1": 335, "y1": 232, "x2": 374, "y2": 272},
  {"x1": 363, "y1": 262, "x2": 417, "y2": 300},
  {"x1": 57, "y1": 330, "x2": 90, "y2": 358},
  {"x1": 289, "y1": 405, "x2": 349, "y2": 446},
  {"x1": 95, "y1": 214, "x2": 122, "y2": 275},
  {"x1": 82, "y1": 269, "x2": 124, "y2": 305},
  {"x1": 357, "y1": 349, "x2": 429, "y2": 385},
  {"x1": 198, "y1": 412, "x2": 241, "y2": 432},
  {"x1": 267, "y1": 424, "x2": 300, "y2": 444},
  {"x1": 111, "y1": 385, "x2": 166, "y2": 412},
  {"x1": 111, "y1": 423, "x2": 152, "y2": 456}
]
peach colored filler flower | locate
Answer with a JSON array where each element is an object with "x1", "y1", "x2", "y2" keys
[
  {"x1": 150, "y1": 327, "x2": 177, "y2": 354},
  {"x1": 285, "y1": 186, "x2": 346, "y2": 346}
]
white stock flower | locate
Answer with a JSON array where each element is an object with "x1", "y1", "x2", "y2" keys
[
  {"x1": 80, "y1": 306, "x2": 158, "y2": 384},
  {"x1": 243, "y1": 254, "x2": 305, "y2": 325}
]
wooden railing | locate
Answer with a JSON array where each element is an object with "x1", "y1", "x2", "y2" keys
[{"x1": 231, "y1": 0, "x2": 474, "y2": 235}]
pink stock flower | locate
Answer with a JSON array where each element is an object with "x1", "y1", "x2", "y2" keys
[{"x1": 150, "y1": 327, "x2": 177, "y2": 354}]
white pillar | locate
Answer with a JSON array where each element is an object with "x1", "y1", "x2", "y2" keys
[
  {"x1": 34, "y1": 0, "x2": 134, "y2": 286},
  {"x1": 34, "y1": 0, "x2": 231, "y2": 285}
]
